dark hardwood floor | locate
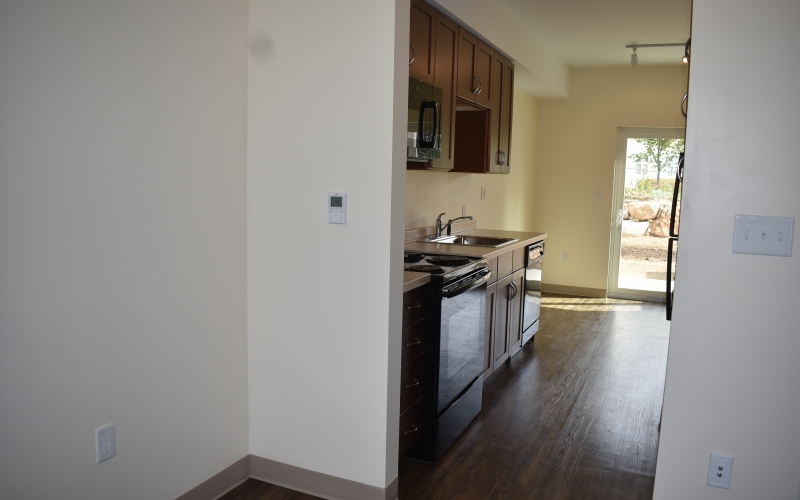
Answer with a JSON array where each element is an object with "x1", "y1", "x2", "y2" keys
[{"x1": 222, "y1": 294, "x2": 670, "y2": 500}]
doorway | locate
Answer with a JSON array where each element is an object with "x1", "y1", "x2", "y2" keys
[{"x1": 608, "y1": 127, "x2": 684, "y2": 303}]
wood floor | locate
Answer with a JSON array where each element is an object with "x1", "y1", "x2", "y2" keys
[{"x1": 221, "y1": 294, "x2": 670, "y2": 500}]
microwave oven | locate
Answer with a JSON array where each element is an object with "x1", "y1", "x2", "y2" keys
[{"x1": 408, "y1": 77, "x2": 443, "y2": 161}]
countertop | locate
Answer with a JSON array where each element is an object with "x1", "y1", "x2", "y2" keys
[
  {"x1": 403, "y1": 271, "x2": 430, "y2": 293},
  {"x1": 404, "y1": 228, "x2": 547, "y2": 260}
]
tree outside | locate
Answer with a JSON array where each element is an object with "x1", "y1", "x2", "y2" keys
[{"x1": 627, "y1": 138, "x2": 683, "y2": 186}]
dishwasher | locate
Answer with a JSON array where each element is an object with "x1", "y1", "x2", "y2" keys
[{"x1": 521, "y1": 242, "x2": 544, "y2": 345}]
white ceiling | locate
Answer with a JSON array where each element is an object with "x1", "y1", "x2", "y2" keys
[{"x1": 500, "y1": 0, "x2": 693, "y2": 67}]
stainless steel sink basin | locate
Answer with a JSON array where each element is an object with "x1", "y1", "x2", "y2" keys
[{"x1": 427, "y1": 235, "x2": 518, "y2": 247}]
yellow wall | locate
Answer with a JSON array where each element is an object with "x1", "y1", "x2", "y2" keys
[
  {"x1": 405, "y1": 88, "x2": 538, "y2": 232},
  {"x1": 535, "y1": 65, "x2": 688, "y2": 291}
]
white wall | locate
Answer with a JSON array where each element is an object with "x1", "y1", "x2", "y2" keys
[
  {"x1": 654, "y1": 0, "x2": 800, "y2": 498},
  {"x1": 247, "y1": 0, "x2": 407, "y2": 490},
  {"x1": 0, "y1": 2, "x2": 250, "y2": 499}
]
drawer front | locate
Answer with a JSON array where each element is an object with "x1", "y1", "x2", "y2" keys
[
  {"x1": 512, "y1": 247, "x2": 526, "y2": 273},
  {"x1": 400, "y1": 354, "x2": 425, "y2": 414},
  {"x1": 401, "y1": 320, "x2": 426, "y2": 367},
  {"x1": 399, "y1": 398, "x2": 424, "y2": 458},
  {"x1": 402, "y1": 285, "x2": 427, "y2": 327},
  {"x1": 497, "y1": 251, "x2": 513, "y2": 280}
]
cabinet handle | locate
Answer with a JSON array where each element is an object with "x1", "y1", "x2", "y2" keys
[
  {"x1": 403, "y1": 424, "x2": 419, "y2": 435},
  {"x1": 406, "y1": 303, "x2": 422, "y2": 310},
  {"x1": 409, "y1": 44, "x2": 415, "y2": 66},
  {"x1": 508, "y1": 281, "x2": 517, "y2": 300},
  {"x1": 472, "y1": 76, "x2": 480, "y2": 94},
  {"x1": 497, "y1": 150, "x2": 506, "y2": 166},
  {"x1": 476, "y1": 76, "x2": 483, "y2": 95},
  {"x1": 404, "y1": 379, "x2": 420, "y2": 388},
  {"x1": 405, "y1": 338, "x2": 421, "y2": 346}
]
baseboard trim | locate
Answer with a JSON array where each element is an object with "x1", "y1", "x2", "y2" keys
[
  {"x1": 250, "y1": 455, "x2": 395, "y2": 500},
  {"x1": 175, "y1": 455, "x2": 250, "y2": 500},
  {"x1": 541, "y1": 283, "x2": 607, "y2": 298}
]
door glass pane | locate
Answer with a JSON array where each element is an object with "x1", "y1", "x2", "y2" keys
[{"x1": 617, "y1": 138, "x2": 683, "y2": 292}]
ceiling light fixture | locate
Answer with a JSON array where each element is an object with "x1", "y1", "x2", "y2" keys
[{"x1": 626, "y1": 42, "x2": 688, "y2": 66}]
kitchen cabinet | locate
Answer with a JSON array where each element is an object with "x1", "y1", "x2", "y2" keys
[
  {"x1": 409, "y1": 0, "x2": 436, "y2": 85},
  {"x1": 484, "y1": 247, "x2": 527, "y2": 377},
  {"x1": 430, "y1": 12, "x2": 459, "y2": 171},
  {"x1": 456, "y1": 29, "x2": 493, "y2": 108},
  {"x1": 399, "y1": 284, "x2": 428, "y2": 459},
  {"x1": 489, "y1": 53, "x2": 514, "y2": 174}
]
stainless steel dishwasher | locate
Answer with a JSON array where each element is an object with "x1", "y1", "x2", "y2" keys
[{"x1": 521, "y1": 242, "x2": 544, "y2": 345}]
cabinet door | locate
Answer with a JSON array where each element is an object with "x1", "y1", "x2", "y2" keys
[
  {"x1": 507, "y1": 268, "x2": 525, "y2": 358},
  {"x1": 456, "y1": 28, "x2": 479, "y2": 102},
  {"x1": 482, "y1": 282, "x2": 497, "y2": 379},
  {"x1": 431, "y1": 13, "x2": 458, "y2": 171},
  {"x1": 499, "y1": 59, "x2": 514, "y2": 172},
  {"x1": 409, "y1": 0, "x2": 436, "y2": 85},
  {"x1": 489, "y1": 54, "x2": 514, "y2": 173},
  {"x1": 492, "y1": 274, "x2": 512, "y2": 370},
  {"x1": 475, "y1": 41, "x2": 494, "y2": 108}
]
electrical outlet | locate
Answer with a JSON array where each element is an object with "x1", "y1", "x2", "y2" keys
[
  {"x1": 561, "y1": 252, "x2": 568, "y2": 262},
  {"x1": 462, "y1": 205, "x2": 467, "y2": 217},
  {"x1": 96, "y1": 423, "x2": 116, "y2": 463},
  {"x1": 707, "y1": 453, "x2": 733, "y2": 489},
  {"x1": 481, "y1": 187, "x2": 486, "y2": 200}
]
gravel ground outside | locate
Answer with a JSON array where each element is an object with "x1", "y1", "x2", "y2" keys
[{"x1": 619, "y1": 235, "x2": 676, "y2": 280}]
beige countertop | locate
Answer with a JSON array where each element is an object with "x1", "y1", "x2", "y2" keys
[
  {"x1": 404, "y1": 228, "x2": 547, "y2": 260},
  {"x1": 403, "y1": 271, "x2": 430, "y2": 293}
]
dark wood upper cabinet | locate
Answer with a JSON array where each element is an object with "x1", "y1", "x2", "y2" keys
[
  {"x1": 475, "y1": 41, "x2": 494, "y2": 108},
  {"x1": 456, "y1": 29, "x2": 494, "y2": 107},
  {"x1": 431, "y1": 13, "x2": 458, "y2": 171},
  {"x1": 489, "y1": 53, "x2": 514, "y2": 173},
  {"x1": 409, "y1": 0, "x2": 436, "y2": 85}
]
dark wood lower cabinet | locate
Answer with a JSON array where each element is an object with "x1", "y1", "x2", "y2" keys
[
  {"x1": 399, "y1": 284, "x2": 430, "y2": 459},
  {"x1": 485, "y1": 252, "x2": 527, "y2": 378}
]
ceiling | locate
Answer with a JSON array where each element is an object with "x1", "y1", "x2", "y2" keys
[{"x1": 500, "y1": 0, "x2": 693, "y2": 67}]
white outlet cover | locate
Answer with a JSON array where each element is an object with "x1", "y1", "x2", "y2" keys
[
  {"x1": 732, "y1": 214, "x2": 794, "y2": 256},
  {"x1": 96, "y1": 423, "x2": 116, "y2": 463},
  {"x1": 707, "y1": 453, "x2": 733, "y2": 489}
]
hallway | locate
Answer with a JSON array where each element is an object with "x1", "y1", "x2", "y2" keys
[{"x1": 224, "y1": 295, "x2": 670, "y2": 499}]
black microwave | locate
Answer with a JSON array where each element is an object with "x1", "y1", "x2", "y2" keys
[{"x1": 408, "y1": 77, "x2": 443, "y2": 161}]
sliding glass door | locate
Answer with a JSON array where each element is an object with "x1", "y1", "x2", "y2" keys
[{"x1": 608, "y1": 127, "x2": 683, "y2": 303}]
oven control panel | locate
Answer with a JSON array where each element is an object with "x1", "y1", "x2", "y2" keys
[{"x1": 327, "y1": 192, "x2": 347, "y2": 224}]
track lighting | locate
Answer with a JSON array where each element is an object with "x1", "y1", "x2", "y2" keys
[{"x1": 625, "y1": 41, "x2": 690, "y2": 66}]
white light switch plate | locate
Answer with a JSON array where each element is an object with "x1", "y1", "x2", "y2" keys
[
  {"x1": 732, "y1": 214, "x2": 794, "y2": 256},
  {"x1": 707, "y1": 453, "x2": 733, "y2": 489}
]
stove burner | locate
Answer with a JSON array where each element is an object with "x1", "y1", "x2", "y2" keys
[
  {"x1": 406, "y1": 264, "x2": 445, "y2": 275},
  {"x1": 404, "y1": 252, "x2": 424, "y2": 263},
  {"x1": 426, "y1": 255, "x2": 471, "y2": 267}
]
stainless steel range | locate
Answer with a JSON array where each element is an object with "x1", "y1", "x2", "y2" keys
[{"x1": 403, "y1": 252, "x2": 492, "y2": 462}]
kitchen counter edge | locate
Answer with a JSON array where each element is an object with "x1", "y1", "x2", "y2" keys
[{"x1": 403, "y1": 271, "x2": 431, "y2": 293}]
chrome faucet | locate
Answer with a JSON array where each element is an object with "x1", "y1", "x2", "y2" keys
[
  {"x1": 435, "y1": 213, "x2": 447, "y2": 238},
  {"x1": 443, "y1": 216, "x2": 473, "y2": 235},
  {"x1": 434, "y1": 213, "x2": 473, "y2": 238}
]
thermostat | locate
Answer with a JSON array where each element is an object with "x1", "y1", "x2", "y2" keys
[{"x1": 328, "y1": 192, "x2": 347, "y2": 224}]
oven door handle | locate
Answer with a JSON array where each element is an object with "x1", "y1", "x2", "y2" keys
[{"x1": 441, "y1": 270, "x2": 492, "y2": 298}]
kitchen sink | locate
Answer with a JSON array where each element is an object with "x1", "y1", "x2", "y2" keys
[{"x1": 427, "y1": 235, "x2": 518, "y2": 247}]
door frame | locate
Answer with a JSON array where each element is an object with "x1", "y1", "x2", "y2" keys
[{"x1": 607, "y1": 127, "x2": 684, "y2": 303}]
